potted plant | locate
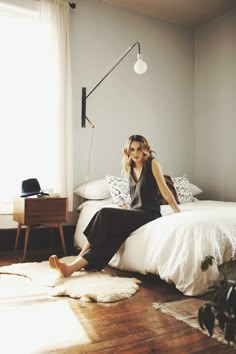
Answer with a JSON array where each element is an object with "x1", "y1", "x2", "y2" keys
[{"x1": 198, "y1": 256, "x2": 236, "y2": 344}]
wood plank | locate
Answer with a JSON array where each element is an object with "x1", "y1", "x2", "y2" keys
[{"x1": 0, "y1": 251, "x2": 235, "y2": 353}]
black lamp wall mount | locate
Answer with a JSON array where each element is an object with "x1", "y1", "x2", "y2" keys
[
  {"x1": 69, "y1": 2, "x2": 76, "y2": 9},
  {"x1": 81, "y1": 41, "x2": 147, "y2": 128}
]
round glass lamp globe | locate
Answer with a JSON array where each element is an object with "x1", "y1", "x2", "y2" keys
[{"x1": 134, "y1": 59, "x2": 147, "y2": 74}]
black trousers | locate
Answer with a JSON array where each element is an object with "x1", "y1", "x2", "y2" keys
[{"x1": 82, "y1": 207, "x2": 161, "y2": 270}]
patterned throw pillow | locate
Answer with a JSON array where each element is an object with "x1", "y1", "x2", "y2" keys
[
  {"x1": 160, "y1": 175, "x2": 180, "y2": 205},
  {"x1": 106, "y1": 175, "x2": 131, "y2": 206},
  {"x1": 172, "y1": 175, "x2": 194, "y2": 204}
]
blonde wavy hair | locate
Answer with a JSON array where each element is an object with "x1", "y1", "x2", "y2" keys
[{"x1": 121, "y1": 135, "x2": 155, "y2": 175}]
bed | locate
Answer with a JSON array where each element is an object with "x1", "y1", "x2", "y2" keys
[{"x1": 73, "y1": 176, "x2": 236, "y2": 296}]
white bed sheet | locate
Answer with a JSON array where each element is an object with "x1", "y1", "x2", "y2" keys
[{"x1": 74, "y1": 200, "x2": 236, "y2": 296}]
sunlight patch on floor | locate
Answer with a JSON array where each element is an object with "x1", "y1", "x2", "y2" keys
[
  {"x1": 0, "y1": 300, "x2": 91, "y2": 353},
  {"x1": 0, "y1": 275, "x2": 49, "y2": 301}
]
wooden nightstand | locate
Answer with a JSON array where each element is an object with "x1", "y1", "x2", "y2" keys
[{"x1": 13, "y1": 197, "x2": 68, "y2": 260}]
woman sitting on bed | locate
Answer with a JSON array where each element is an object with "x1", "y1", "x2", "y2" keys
[{"x1": 49, "y1": 134, "x2": 180, "y2": 276}]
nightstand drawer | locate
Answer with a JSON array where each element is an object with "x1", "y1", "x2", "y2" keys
[{"x1": 13, "y1": 197, "x2": 68, "y2": 224}]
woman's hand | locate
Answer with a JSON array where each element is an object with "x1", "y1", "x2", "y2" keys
[{"x1": 119, "y1": 204, "x2": 129, "y2": 209}]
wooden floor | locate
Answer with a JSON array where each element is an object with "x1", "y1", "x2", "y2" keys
[{"x1": 0, "y1": 249, "x2": 235, "y2": 354}]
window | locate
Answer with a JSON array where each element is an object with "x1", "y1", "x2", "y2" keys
[{"x1": 0, "y1": 0, "x2": 69, "y2": 213}]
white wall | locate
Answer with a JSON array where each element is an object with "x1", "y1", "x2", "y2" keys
[
  {"x1": 70, "y1": 0, "x2": 195, "y2": 192},
  {"x1": 2, "y1": 2, "x2": 236, "y2": 229},
  {"x1": 195, "y1": 9, "x2": 236, "y2": 201}
]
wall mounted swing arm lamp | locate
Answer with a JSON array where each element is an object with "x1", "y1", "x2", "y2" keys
[{"x1": 81, "y1": 41, "x2": 147, "y2": 128}]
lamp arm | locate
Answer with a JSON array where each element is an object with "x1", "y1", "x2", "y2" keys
[
  {"x1": 86, "y1": 42, "x2": 141, "y2": 99},
  {"x1": 82, "y1": 41, "x2": 143, "y2": 127}
]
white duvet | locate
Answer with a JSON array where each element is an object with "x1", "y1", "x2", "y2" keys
[{"x1": 74, "y1": 200, "x2": 236, "y2": 296}]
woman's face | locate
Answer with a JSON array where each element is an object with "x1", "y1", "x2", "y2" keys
[{"x1": 129, "y1": 141, "x2": 145, "y2": 164}]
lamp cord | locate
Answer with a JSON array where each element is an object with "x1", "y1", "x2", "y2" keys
[{"x1": 82, "y1": 125, "x2": 95, "y2": 200}]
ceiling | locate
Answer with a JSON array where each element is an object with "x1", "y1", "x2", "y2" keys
[{"x1": 101, "y1": 0, "x2": 236, "y2": 27}]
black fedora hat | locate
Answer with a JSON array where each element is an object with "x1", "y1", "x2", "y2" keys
[{"x1": 21, "y1": 178, "x2": 48, "y2": 197}]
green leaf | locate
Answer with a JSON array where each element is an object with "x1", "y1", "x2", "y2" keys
[
  {"x1": 198, "y1": 305, "x2": 206, "y2": 330},
  {"x1": 201, "y1": 256, "x2": 215, "y2": 272},
  {"x1": 216, "y1": 312, "x2": 226, "y2": 331},
  {"x1": 226, "y1": 285, "x2": 236, "y2": 316},
  {"x1": 198, "y1": 303, "x2": 215, "y2": 336},
  {"x1": 225, "y1": 318, "x2": 236, "y2": 343}
]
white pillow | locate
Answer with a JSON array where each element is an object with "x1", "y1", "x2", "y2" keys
[
  {"x1": 74, "y1": 178, "x2": 111, "y2": 200},
  {"x1": 190, "y1": 183, "x2": 203, "y2": 196},
  {"x1": 172, "y1": 175, "x2": 194, "y2": 204},
  {"x1": 77, "y1": 198, "x2": 113, "y2": 211},
  {"x1": 106, "y1": 175, "x2": 131, "y2": 206}
]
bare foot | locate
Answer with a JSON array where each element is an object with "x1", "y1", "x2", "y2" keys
[{"x1": 49, "y1": 255, "x2": 68, "y2": 277}]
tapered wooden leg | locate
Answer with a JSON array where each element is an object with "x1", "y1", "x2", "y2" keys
[
  {"x1": 58, "y1": 224, "x2": 67, "y2": 256},
  {"x1": 23, "y1": 225, "x2": 31, "y2": 261},
  {"x1": 14, "y1": 223, "x2": 22, "y2": 251}
]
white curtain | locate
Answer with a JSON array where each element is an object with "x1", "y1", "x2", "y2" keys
[
  {"x1": 0, "y1": 0, "x2": 73, "y2": 213},
  {"x1": 39, "y1": 0, "x2": 73, "y2": 211}
]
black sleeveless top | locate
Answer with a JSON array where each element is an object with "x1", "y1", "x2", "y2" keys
[{"x1": 129, "y1": 157, "x2": 161, "y2": 216}]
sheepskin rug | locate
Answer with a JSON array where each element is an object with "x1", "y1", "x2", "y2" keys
[{"x1": 0, "y1": 256, "x2": 141, "y2": 303}]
